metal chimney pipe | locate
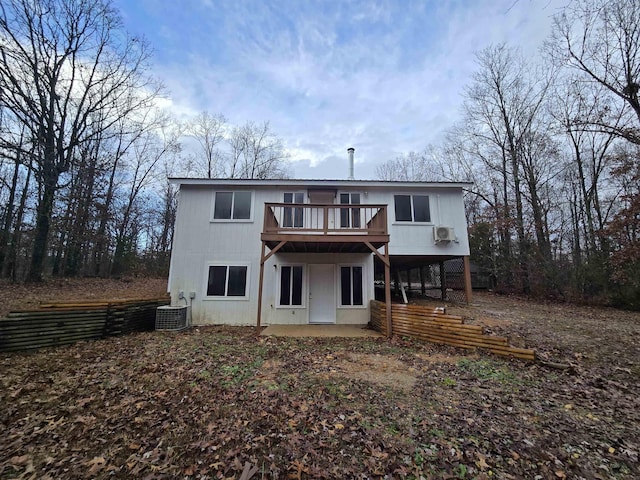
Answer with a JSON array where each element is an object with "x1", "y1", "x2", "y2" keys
[{"x1": 347, "y1": 147, "x2": 355, "y2": 180}]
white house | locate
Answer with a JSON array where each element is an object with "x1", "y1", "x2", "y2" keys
[{"x1": 167, "y1": 173, "x2": 472, "y2": 329}]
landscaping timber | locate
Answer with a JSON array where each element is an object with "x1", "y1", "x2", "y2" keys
[
  {"x1": 0, "y1": 297, "x2": 169, "y2": 353},
  {"x1": 370, "y1": 300, "x2": 535, "y2": 360}
]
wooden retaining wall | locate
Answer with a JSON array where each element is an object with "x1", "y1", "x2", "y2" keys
[
  {"x1": 0, "y1": 297, "x2": 170, "y2": 353},
  {"x1": 370, "y1": 300, "x2": 535, "y2": 360}
]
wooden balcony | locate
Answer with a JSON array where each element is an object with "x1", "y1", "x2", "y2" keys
[{"x1": 261, "y1": 203, "x2": 389, "y2": 253}]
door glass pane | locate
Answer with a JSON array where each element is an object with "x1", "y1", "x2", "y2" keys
[
  {"x1": 341, "y1": 266, "x2": 351, "y2": 305},
  {"x1": 351, "y1": 193, "x2": 361, "y2": 228},
  {"x1": 283, "y1": 192, "x2": 297, "y2": 227},
  {"x1": 280, "y1": 266, "x2": 291, "y2": 305},
  {"x1": 207, "y1": 266, "x2": 227, "y2": 295},
  {"x1": 283, "y1": 209, "x2": 292, "y2": 228},
  {"x1": 214, "y1": 192, "x2": 233, "y2": 219},
  {"x1": 340, "y1": 193, "x2": 350, "y2": 227},
  {"x1": 394, "y1": 195, "x2": 412, "y2": 221},
  {"x1": 292, "y1": 266, "x2": 303, "y2": 305},
  {"x1": 352, "y1": 266, "x2": 363, "y2": 305},
  {"x1": 232, "y1": 192, "x2": 251, "y2": 219},
  {"x1": 294, "y1": 193, "x2": 304, "y2": 227},
  {"x1": 227, "y1": 266, "x2": 247, "y2": 296},
  {"x1": 413, "y1": 195, "x2": 430, "y2": 222}
]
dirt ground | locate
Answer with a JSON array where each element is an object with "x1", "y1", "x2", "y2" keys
[
  {"x1": 1, "y1": 279, "x2": 639, "y2": 479},
  {"x1": 446, "y1": 293, "x2": 640, "y2": 370},
  {"x1": 0, "y1": 277, "x2": 168, "y2": 318}
]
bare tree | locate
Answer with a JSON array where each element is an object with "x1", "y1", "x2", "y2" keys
[
  {"x1": 1, "y1": 152, "x2": 33, "y2": 281},
  {"x1": 549, "y1": 1, "x2": 640, "y2": 303},
  {"x1": 375, "y1": 148, "x2": 445, "y2": 181},
  {"x1": 517, "y1": 128, "x2": 561, "y2": 263},
  {"x1": 51, "y1": 134, "x2": 105, "y2": 276},
  {"x1": 227, "y1": 121, "x2": 290, "y2": 179},
  {"x1": 111, "y1": 121, "x2": 180, "y2": 276},
  {"x1": 186, "y1": 112, "x2": 226, "y2": 178},
  {"x1": 0, "y1": 0, "x2": 160, "y2": 281},
  {"x1": 549, "y1": 0, "x2": 640, "y2": 143},
  {"x1": 605, "y1": 144, "x2": 640, "y2": 291},
  {"x1": 461, "y1": 44, "x2": 554, "y2": 292},
  {"x1": 548, "y1": 78, "x2": 621, "y2": 257},
  {"x1": 0, "y1": 124, "x2": 27, "y2": 274}
]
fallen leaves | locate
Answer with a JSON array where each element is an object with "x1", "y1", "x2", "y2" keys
[
  {"x1": 475, "y1": 453, "x2": 490, "y2": 470},
  {"x1": 1, "y1": 317, "x2": 639, "y2": 479},
  {"x1": 84, "y1": 456, "x2": 106, "y2": 476}
]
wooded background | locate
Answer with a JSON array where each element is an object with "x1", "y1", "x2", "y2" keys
[{"x1": 0, "y1": 0, "x2": 638, "y2": 309}]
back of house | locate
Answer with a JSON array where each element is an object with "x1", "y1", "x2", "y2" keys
[{"x1": 167, "y1": 178, "x2": 471, "y2": 326}]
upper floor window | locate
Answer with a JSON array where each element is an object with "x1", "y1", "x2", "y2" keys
[
  {"x1": 394, "y1": 195, "x2": 430, "y2": 222},
  {"x1": 213, "y1": 191, "x2": 252, "y2": 220}
]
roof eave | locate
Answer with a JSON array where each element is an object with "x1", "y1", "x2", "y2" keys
[{"x1": 168, "y1": 177, "x2": 473, "y2": 188}]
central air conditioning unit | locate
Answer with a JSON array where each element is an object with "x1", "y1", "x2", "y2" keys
[
  {"x1": 433, "y1": 226, "x2": 455, "y2": 243},
  {"x1": 155, "y1": 305, "x2": 189, "y2": 331}
]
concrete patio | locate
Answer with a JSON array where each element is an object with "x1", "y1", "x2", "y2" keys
[{"x1": 260, "y1": 324, "x2": 383, "y2": 338}]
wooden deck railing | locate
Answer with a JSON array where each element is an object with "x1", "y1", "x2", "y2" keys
[{"x1": 263, "y1": 203, "x2": 387, "y2": 235}]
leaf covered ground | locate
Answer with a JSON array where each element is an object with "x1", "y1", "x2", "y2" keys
[{"x1": 1, "y1": 281, "x2": 639, "y2": 479}]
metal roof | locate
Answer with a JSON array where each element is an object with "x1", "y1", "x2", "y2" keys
[{"x1": 168, "y1": 177, "x2": 473, "y2": 189}]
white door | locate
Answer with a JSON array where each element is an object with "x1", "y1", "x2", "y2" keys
[
  {"x1": 308, "y1": 190, "x2": 336, "y2": 230},
  {"x1": 308, "y1": 264, "x2": 335, "y2": 324}
]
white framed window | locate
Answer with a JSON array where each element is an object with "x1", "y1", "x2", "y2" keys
[
  {"x1": 339, "y1": 192, "x2": 361, "y2": 228},
  {"x1": 205, "y1": 263, "x2": 250, "y2": 299},
  {"x1": 278, "y1": 264, "x2": 305, "y2": 307},
  {"x1": 282, "y1": 192, "x2": 304, "y2": 228},
  {"x1": 339, "y1": 264, "x2": 364, "y2": 307},
  {"x1": 394, "y1": 194, "x2": 430, "y2": 223},
  {"x1": 212, "y1": 191, "x2": 253, "y2": 221}
]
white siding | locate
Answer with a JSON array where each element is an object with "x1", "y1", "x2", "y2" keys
[
  {"x1": 364, "y1": 186, "x2": 470, "y2": 256},
  {"x1": 169, "y1": 186, "x2": 266, "y2": 325}
]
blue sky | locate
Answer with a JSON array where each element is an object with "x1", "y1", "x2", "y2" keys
[{"x1": 114, "y1": 0, "x2": 565, "y2": 179}]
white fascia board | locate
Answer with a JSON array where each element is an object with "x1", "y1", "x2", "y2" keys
[{"x1": 168, "y1": 178, "x2": 473, "y2": 189}]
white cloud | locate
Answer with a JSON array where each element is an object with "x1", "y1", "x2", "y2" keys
[{"x1": 117, "y1": 0, "x2": 567, "y2": 179}]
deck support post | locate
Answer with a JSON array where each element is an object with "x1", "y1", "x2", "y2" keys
[
  {"x1": 256, "y1": 241, "x2": 267, "y2": 336},
  {"x1": 463, "y1": 255, "x2": 473, "y2": 304},
  {"x1": 364, "y1": 241, "x2": 391, "y2": 337},
  {"x1": 439, "y1": 261, "x2": 446, "y2": 301},
  {"x1": 384, "y1": 246, "x2": 392, "y2": 338},
  {"x1": 256, "y1": 240, "x2": 288, "y2": 336}
]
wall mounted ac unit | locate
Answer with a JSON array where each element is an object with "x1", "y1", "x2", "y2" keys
[
  {"x1": 155, "y1": 305, "x2": 189, "y2": 331},
  {"x1": 433, "y1": 226, "x2": 455, "y2": 243}
]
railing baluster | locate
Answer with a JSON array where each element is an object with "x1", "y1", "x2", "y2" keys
[{"x1": 263, "y1": 203, "x2": 387, "y2": 236}]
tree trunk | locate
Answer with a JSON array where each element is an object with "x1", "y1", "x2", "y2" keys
[
  {"x1": 0, "y1": 158, "x2": 20, "y2": 275},
  {"x1": 28, "y1": 168, "x2": 57, "y2": 282},
  {"x1": 65, "y1": 154, "x2": 98, "y2": 276},
  {"x1": 498, "y1": 154, "x2": 513, "y2": 289},
  {"x1": 93, "y1": 155, "x2": 119, "y2": 277},
  {"x1": 5, "y1": 162, "x2": 32, "y2": 280}
]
